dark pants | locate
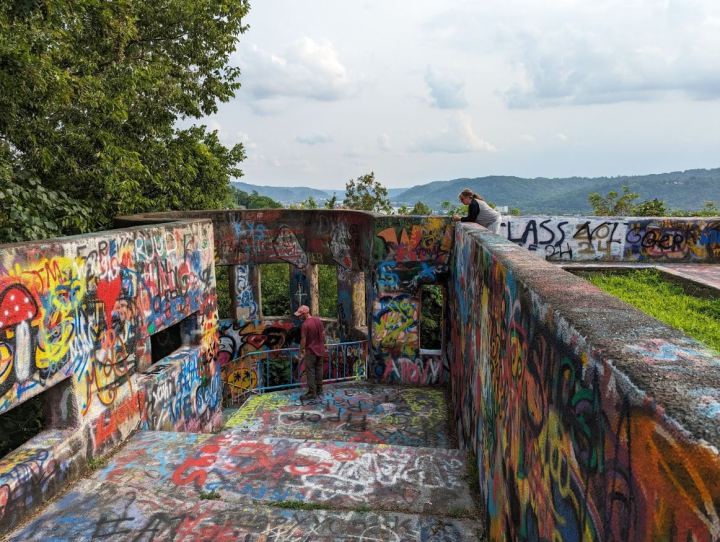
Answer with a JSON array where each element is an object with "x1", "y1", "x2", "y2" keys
[{"x1": 304, "y1": 352, "x2": 324, "y2": 396}]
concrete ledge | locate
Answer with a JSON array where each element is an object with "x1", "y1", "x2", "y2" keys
[{"x1": 450, "y1": 222, "x2": 720, "y2": 541}]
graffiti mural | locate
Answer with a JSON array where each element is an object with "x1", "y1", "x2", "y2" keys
[
  {"x1": 450, "y1": 223, "x2": 720, "y2": 541},
  {"x1": 501, "y1": 216, "x2": 720, "y2": 262},
  {"x1": 217, "y1": 319, "x2": 300, "y2": 395},
  {"x1": 232, "y1": 264, "x2": 258, "y2": 324},
  {"x1": 215, "y1": 218, "x2": 310, "y2": 269},
  {"x1": 84, "y1": 430, "x2": 472, "y2": 516},
  {"x1": 141, "y1": 348, "x2": 222, "y2": 434},
  {"x1": 0, "y1": 223, "x2": 217, "y2": 415},
  {"x1": 370, "y1": 217, "x2": 453, "y2": 385},
  {"x1": 0, "y1": 221, "x2": 221, "y2": 532}
]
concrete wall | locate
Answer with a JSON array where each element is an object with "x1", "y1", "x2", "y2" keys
[
  {"x1": 120, "y1": 210, "x2": 454, "y2": 387},
  {"x1": 501, "y1": 216, "x2": 720, "y2": 262},
  {"x1": 449, "y1": 222, "x2": 720, "y2": 541},
  {"x1": 0, "y1": 220, "x2": 221, "y2": 531},
  {"x1": 370, "y1": 215, "x2": 453, "y2": 385}
]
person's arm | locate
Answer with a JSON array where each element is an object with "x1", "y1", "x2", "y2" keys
[
  {"x1": 460, "y1": 199, "x2": 479, "y2": 222},
  {"x1": 299, "y1": 321, "x2": 306, "y2": 356}
]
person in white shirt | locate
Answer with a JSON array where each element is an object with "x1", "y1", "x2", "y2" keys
[{"x1": 452, "y1": 188, "x2": 502, "y2": 234}]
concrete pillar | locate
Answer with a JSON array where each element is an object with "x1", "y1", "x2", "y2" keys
[
  {"x1": 229, "y1": 264, "x2": 259, "y2": 324},
  {"x1": 307, "y1": 264, "x2": 319, "y2": 316},
  {"x1": 290, "y1": 266, "x2": 310, "y2": 315},
  {"x1": 337, "y1": 267, "x2": 353, "y2": 341},
  {"x1": 351, "y1": 271, "x2": 366, "y2": 328}
]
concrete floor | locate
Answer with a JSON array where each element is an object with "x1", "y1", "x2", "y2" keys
[
  {"x1": 6, "y1": 383, "x2": 484, "y2": 541},
  {"x1": 224, "y1": 383, "x2": 452, "y2": 448}
]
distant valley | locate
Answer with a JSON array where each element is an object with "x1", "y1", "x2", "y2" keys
[{"x1": 233, "y1": 168, "x2": 720, "y2": 214}]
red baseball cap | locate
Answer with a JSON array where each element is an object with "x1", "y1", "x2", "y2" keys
[{"x1": 294, "y1": 305, "x2": 310, "y2": 317}]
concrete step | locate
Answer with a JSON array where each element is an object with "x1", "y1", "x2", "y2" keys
[
  {"x1": 7, "y1": 480, "x2": 484, "y2": 541},
  {"x1": 223, "y1": 384, "x2": 451, "y2": 448},
  {"x1": 82, "y1": 430, "x2": 477, "y2": 517}
]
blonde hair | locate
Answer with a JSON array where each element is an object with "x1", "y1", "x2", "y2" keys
[{"x1": 458, "y1": 188, "x2": 482, "y2": 202}]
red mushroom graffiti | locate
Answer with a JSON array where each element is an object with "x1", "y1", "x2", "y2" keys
[{"x1": 0, "y1": 284, "x2": 40, "y2": 387}]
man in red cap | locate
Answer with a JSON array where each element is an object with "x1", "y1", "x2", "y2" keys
[{"x1": 295, "y1": 304, "x2": 327, "y2": 400}]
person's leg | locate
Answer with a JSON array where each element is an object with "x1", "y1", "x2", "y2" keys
[
  {"x1": 308, "y1": 354, "x2": 322, "y2": 397},
  {"x1": 303, "y1": 353, "x2": 317, "y2": 398},
  {"x1": 315, "y1": 355, "x2": 324, "y2": 396},
  {"x1": 488, "y1": 218, "x2": 501, "y2": 235}
]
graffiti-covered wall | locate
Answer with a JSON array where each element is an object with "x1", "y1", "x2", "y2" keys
[
  {"x1": 0, "y1": 220, "x2": 221, "y2": 531},
  {"x1": 118, "y1": 210, "x2": 377, "y2": 392},
  {"x1": 119, "y1": 210, "x2": 456, "y2": 388},
  {"x1": 370, "y1": 216, "x2": 453, "y2": 385},
  {"x1": 450, "y1": 222, "x2": 720, "y2": 541},
  {"x1": 501, "y1": 216, "x2": 720, "y2": 262}
]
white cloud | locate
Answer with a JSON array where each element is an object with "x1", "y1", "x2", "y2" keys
[
  {"x1": 206, "y1": 1, "x2": 720, "y2": 187},
  {"x1": 206, "y1": 122, "x2": 261, "y2": 150},
  {"x1": 425, "y1": 66, "x2": 468, "y2": 109},
  {"x1": 556, "y1": 132, "x2": 568, "y2": 142},
  {"x1": 237, "y1": 38, "x2": 354, "y2": 111},
  {"x1": 296, "y1": 132, "x2": 333, "y2": 145},
  {"x1": 411, "y1": 114, "x2": 496, "y2": 153},
  {"x1": 428, "y1": 1, "x2": 720, "y2": 107}
]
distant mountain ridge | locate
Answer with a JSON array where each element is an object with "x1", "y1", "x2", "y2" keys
[
  {"x1": 231, "y1": 182, "x2": 336, "y2": 204},
  {"x1": 234, "y1": 168, "x2": 720, "y2": 214}
]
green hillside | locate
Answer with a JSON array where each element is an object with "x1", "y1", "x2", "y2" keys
[
  {"x1": 232, "y1": 182, "x2": 335, "y2": 203},
  {"x1": 233, "y1": 168, "x2": 720, "y2": 214},
  {"x1": 392, "y1": 169, "x2": 720, "y2": 213}
]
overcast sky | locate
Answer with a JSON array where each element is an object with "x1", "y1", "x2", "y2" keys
[{"x1": 200, "y1": 0, "x2": 720, "y2": 189}]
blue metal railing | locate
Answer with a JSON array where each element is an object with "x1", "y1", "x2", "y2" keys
[{"x1": 223, "y1": 340, "x2": 367, "y2": 401}]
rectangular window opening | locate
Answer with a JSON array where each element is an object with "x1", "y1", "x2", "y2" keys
[
  {"x1": 150, "y1": 312, "x2": 198, "y2": 364},
  {"x1": 215, "y1": 265, "x2": 232, "y2": 319},
  {"x1": 260, "y1": 263, "x2": 291, "y2": 317},
  {"x1": 0, "y1": 389, "x2": 48, "y2": 459},
  {"x1": 420, "y1": 285, "x2": 444, "y2": 351},
  {"x1": 317, "y1": 264, "x2": 338, "y2": 319}
]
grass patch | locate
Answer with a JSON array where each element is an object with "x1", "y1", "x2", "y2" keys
[
  {"x1": 586, "y1": 269, "x2": 720, "y2": 353},
  {"x1": 273, "y1": 500, "x2": 374, "y2": 514},
  {"x1": 274, "y1": 500, "x2": 334, "y2": 512},
  {"x1": 466, "y1": 449, "x2": 480, "y2": 485},
  {"x1": 87, "y1": 456, "x2": 108, "y2": 471},
  {"x1": 199, "y1": 490, "x2": 221, "y2": 500},
  {"x1": 445, "y1": 506, "x2": 474, "y2": 519}
]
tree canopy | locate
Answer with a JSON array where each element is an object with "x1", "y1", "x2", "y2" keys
[
  {"x1": 231, "y1": 188, "x2": 283, "y2": 209},
  {"x1": 343, "y1": 172, "x2": 392, "y2": 213},
  {"x1": 397, "y1": 201, "x2": 432, "y2": 215},
  {"x1": 589, "y1": 186, "x2": 718, "y2": 217},
  {"x1": 0, "y1": 0, "x2": 250, "y2": 242},
  {"x1": 588, "y1": 186, "x2": 646, "y2": 215}
]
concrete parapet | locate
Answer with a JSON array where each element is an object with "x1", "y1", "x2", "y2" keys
[{"x1": 450, "y1": 222, "x2": 720, "y2": 540}]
